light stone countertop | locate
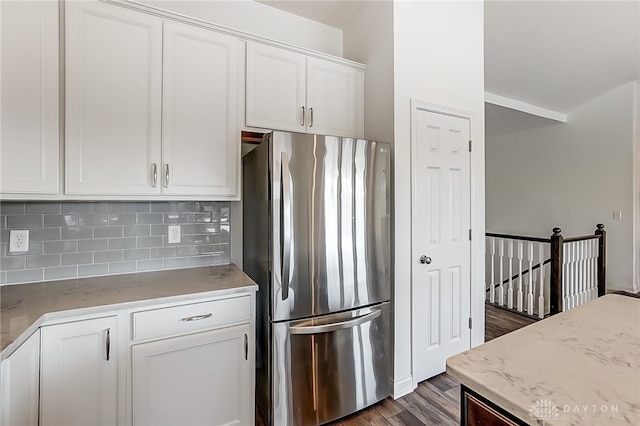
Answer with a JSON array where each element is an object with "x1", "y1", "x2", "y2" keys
[
  {"x1": 1, "y1": 264, "x2": 257, "y2": 358},
  {"x1": 447, "y1": 294, "x2": 640, "y2": 426}
]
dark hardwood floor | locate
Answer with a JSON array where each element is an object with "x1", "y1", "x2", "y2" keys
[
  {"x1": 258, "y1": 303, "x2": 537, "y2": 425},
  {"x1": 484, "y1": 302, "x2": 537, "y2": 341}
]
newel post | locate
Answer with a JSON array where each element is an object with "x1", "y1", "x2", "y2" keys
[
  {"x1": 550, "y1": 228, "x2": 563, "y2": 315},
  {"x1": 595, "y1": 224, "x2": 606, "y2": 297}
]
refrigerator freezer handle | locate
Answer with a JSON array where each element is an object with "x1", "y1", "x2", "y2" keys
[
  {"x1": 289, "y1": 309, "x2": 382, "y2": 335},
  {"x1": 280, "y1": 152, "x2": 292, "y2": 300}
]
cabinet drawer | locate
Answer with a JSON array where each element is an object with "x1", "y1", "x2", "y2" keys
[{"x1": 132, "y1": 296, "x2": 251, "y2": 341}]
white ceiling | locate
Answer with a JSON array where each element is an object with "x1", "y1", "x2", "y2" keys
[{"x1": 257, "y1": 0, "x2": 640, "y2": 114}]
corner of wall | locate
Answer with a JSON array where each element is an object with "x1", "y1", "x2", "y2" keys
[{"x1": 633, "y1": 81, "x2": 640, "y2": 292}]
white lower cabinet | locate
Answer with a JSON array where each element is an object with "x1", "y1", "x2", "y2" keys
[
  {"x1": 132, "y1": 324, "x2": 253, "y2": 426},
  {"x1": 0, "y1": 292, "x2": 254, "y2": 426},
  {"x1": 0, "y1": 330, "x2": 40, "y2": 426},
  {"x1": 40, "y1": 316, "x2": 119, "y2": 426}
]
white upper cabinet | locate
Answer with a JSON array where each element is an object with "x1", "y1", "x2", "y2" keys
[
  {"x1": 0, "y1": 0, "x2": 59, "y2": 194},
  {"x1": 246, "y1": 43, "x2": 306, "y2": 133},
  {"x1": 306, "y1": 58, "x2": 364, "y2": 138},
  {"x1": 65, "y1": 1, "x2": 242, "y2": 199},
  {"x1": 246, "y1": 42, "x2": 364, "y2": 138},
  {"x1": 65, "y1": 0, "x2": 163, "y2": 195},
  {"x1": 162, "y1": 22, "x2": 241, "y2": 197}
]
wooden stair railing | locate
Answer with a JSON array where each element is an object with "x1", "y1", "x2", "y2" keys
[{"x1": 486, "y1": 224, "x2": 606, "y2": 319}]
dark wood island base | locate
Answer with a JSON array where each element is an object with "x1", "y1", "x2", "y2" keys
[{"x1": 461, "y1": 386, "x2": 528, "y2": 426}]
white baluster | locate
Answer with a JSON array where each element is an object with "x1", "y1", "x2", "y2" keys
[
  {"x1": 527, "y1": 242, "x2": 534, "y2": 315},
  {"x1": 570, "y1": 242, "x2": 577, "y2": 309},
  {"x1": 578, "y1": 241, "x2": 587, "y2": 305},
  {"x1": 507, "y1": 240, "x2": 514, "y2": 309},
  {"x1": 562, "y1": 243, "x2": 569, "y2": 311},
  {"x1": 499, "y1": 239, "x2": 505, "y2": 306},
  {"x1": 489, "y1": 237, "x2": 496, "y2": 303},
  {"x1": 538, "y1": 242, "x2": 545, "y2": 319},
  {"x1": 512, "y1": 241, "x2": 522, "y2": 310},
  {"x1": 591, "y1": 238, "x2": 598, "y2": 300}
]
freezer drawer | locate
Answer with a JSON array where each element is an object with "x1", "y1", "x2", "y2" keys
[{"x1": 270, "y1": 302, "x2": 390, "y2": 426}]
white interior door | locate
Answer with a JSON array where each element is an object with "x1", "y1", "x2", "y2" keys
[{"x1": 411, "y1": 104, "x2": 471, "y2": 383}]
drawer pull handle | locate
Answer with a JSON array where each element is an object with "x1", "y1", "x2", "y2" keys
[
  {"x1": 180, "y1": 313, "x2": 213, "y2": 322},
  {"x1": 106, "y1": 328, "x2": 111, "y2": 361}
]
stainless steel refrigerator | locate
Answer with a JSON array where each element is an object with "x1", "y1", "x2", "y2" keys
[{"x1": 243, "y1": 131, "x2": 391, "y2": 426}]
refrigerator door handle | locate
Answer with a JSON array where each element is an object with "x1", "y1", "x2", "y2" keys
[
  {"x1": 280, "y1": 151, "x2": 293, "y2": 300},
  {"x1": 289, "y1": 309, "x2": 382, "y2": 335}
]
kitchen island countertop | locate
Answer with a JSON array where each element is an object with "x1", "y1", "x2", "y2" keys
[
  {"x1": 1, "y1": 264, "x2": 257, "y2": 358},
  {"x1": 446, "y1": 294, "x2": 640, "y2": 425}
]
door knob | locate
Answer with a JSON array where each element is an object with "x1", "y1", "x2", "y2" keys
[{"x1": 419, "y1": 255, "x2": 432, "y2": 264}]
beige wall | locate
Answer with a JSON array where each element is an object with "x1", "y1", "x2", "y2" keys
[
  {"x1": 392, "y1": 0, "x2": 485, "y2": 397},
  {"x1": 486, "y1": 82, "x2": 638, "y2": 292}
]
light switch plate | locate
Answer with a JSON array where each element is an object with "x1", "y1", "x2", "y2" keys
[
  {"x1": 9, "y1": 230, "x2": 29, "y2": 253},
  {"x1": 613, "y1": 211, "x2": 622, "y2": 220}
]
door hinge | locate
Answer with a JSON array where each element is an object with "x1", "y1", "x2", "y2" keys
[
  {"x1": 468, "y1": 140, "x2": 472, "y2": 152},
  {"x1": 469, "y1": 229, "x2": 472, "y2": 240},
  {"x1": 468, "y1": 317, "x2": 472, "y2": 329}
]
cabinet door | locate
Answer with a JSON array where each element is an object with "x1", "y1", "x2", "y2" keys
[
  {"x1": 162, "y1": 22, "x2": 241, "y2": 198},
  {"x1": 306, "y1": 58, "x2": 364, "y2": 138},
  {"x1": 65, "y1": 1, "x2": 162, "y2": 195},
  {"x1": 40, "y1": 316, "x2": 118, "y2": 426},
  {"x1": 246, "y1": 42, "x2": 306, "y2": 132},
  {"x1": 0, "y1": 330, "x2": 40, "y2": 426},
  {"x1": 132, "y1": 324, "x2": 253, "y2": 426},
  {"x1": 0, "y1": 0, "x2": 59, "y2": 194}
]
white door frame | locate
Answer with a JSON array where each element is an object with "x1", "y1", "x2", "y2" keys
[{"x1": 409, "y1": 99, "x2": 475, "y2": 387}]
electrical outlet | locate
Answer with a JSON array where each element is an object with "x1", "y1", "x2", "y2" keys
[
  {"x1": 9, "y1": 230, "x2": 29, "y2": 253},
  {"x1": 613, "y1": 211, "x2": 622, "y2": 220},
  {"x1": 168, "y1": 225, "x2": 181, "y2": 244}
]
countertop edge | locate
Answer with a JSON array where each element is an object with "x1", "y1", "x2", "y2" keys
[
  {"x1": 2, "y1": 284, "x2": 257, "y2": 360},
  {"x1": 446, "y1": 361, "x2": 538, "y2": 426},
  {"x1": 1, "y1": 265, "x2": 258, "y2": 360}
]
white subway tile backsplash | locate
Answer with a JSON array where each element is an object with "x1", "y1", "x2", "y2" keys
[
  {"x1": 8, "y1": 268, "x2": 43, "y2": 284},
  {"x1": 1, "y1": 256, "x2": 26, "y2": 270},
  {"x1": 44, "y1": 266, "x2": 78, "y2": 281},
  {"x1": 44, "y1": 240, "x2": 77, "y2": 254},
  {"x1": 44, "y1": 214, "x2": 77, "y2": 228},
  {"x1": 78, "y1": 214, "x2": 108, "y2": 226},
  {"x1": 137, "y1": 236, "x2": 163, "y2": 248},
  {"x1": 78, "y1": 263, "x2": 109, "y2": 277},
  {"x1": 138, "y1": 213, "x2": 164, "y2": 224},
  {"x1": 109, "y1": 261, "x2": 137, "y2": 274},
  {"x1": 62, "y1": 227, "x2": 94, "y2": 240},
  {"x1": 61, "y1": 202, "x2": 95, "y2": 214},
  {"x1": 124, "y1": 225, "x2": 150, "y2": 237},
  {"x1": 78, "y1": 239, "x2": 108, "y2": 252},
  {"x1": 94, "y1": 250, "x2": 123, "y2": 263},
  {"x1": 137, "y1": 259, "x2": 163, "y2": 271},
  {"x1": 123, "y1": 248, "x2": 150, "y2": 261},
  {"x1": 164, "y1": 257, "x2": 190, "y2": 269},
  {"x1": 109, "y1": 238, "x2": 137, "y2": 250},
  {"x1": 95, "y1": 226, "x2": 123, "y2": 238},
  {"x1": 62, "y1": 252, "x2": 93, "y2": 266},
  {"x1": 26, "y1": 254, "x2": 60, "y2": 268},
  {"x1": 30, "y1": 228, "x2": 61, "y2": 241},
  {"x1": 108, "y1": 214, "x2": 136, "y2": 225},
  {"x1": 7, "y1": 214, "x2": 43, "y2": 228},
  {"x1": 0, "y1": 201, "x2": 231, "y2": 284},
  {"x1": 26, "y1": 202, "x2": 61, "y2": 214}
]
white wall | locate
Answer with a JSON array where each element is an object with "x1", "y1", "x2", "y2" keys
[
  {"x1": 131, "y1": 0, "x2": 343, "y2": 56},
  {"x1": 392, "y1": 0, "x2": 485, "y2": 397},
  {"x1": 343, "y1": 1, "x2": 394, "y2": 144},
  {"x1": 486, "y1": 82, "x2": 638, "y2": 292}
]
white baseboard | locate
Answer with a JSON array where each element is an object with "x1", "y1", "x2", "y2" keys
[{"x1": 390, "y1": 376, "x2": 416, "y2": 399}]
